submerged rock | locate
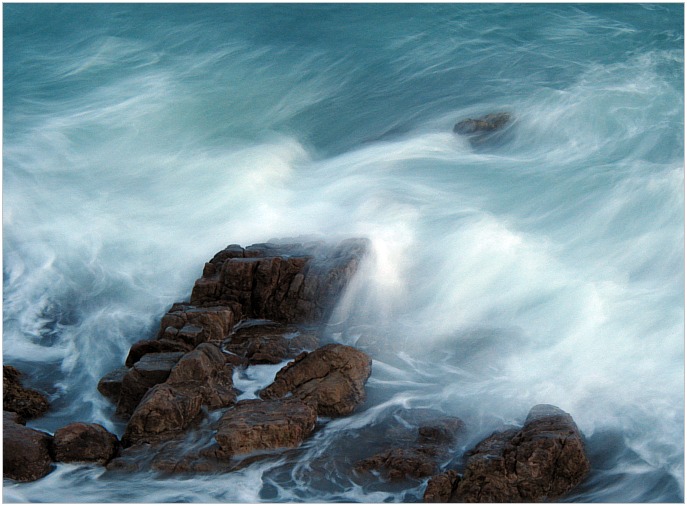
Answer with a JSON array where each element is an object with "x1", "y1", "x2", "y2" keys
[
  {"x1": 424, "y1": 404, "x2": 590, "y2": 502},
  {"x1": 356, "y1": 446, "x2": 441, "y2": 480},
  {"x1": 3, "y1": 411, "x2": 54, "y2": 482},
  {"x1": 3, "y1": 365, "x2": 50, "y2": 421},
  {"x1": 453, "y1": 112, "x2": 511, "y2": 135},
  {"x1": 52, "y1": 422, "x2": 120, "y2": 465},
  {"x1": 260, "y1": 343, "x2": 372, "y2": 417},
  {"x1": 222, "y1": 321, "x2": 319, "y2": 365},
  {"x1": 215, "y1": 398, "x2": 317, "y2": 456}
]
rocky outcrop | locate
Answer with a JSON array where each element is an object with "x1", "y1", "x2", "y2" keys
[
  {"x1": 52, "y1": 422, "x2": 120, "y2": 465},
  {"x1": 423, "y1": 404, "x2": 590, "y2": 502},
  {"x1": 453, "y1": 112, "x2": 511, "y2": 135},
  {"x1": 190, "y1": 239, "x2": 369, "y2": 324},
  {"x1": 222, "y1": 321, "x2": 319, "y2": 365},
  {"x1": 3, "y1": 365, "x2": 49, "y2": 421},
  {"x1": 215, "y1": 399, "x2": 317, "y2": 456},
  {"x1": 156, "y1": 304, "x2": 239, "y2": 347},
  {"x1": 125, "y1": 339, "x2": 193, "y2": 367},
  {"x1": 121, "y1": 343, "x2": 235, "y2": 447},
  {"x1": 3, "y1": 411, "x2": 53, "y2": 482},
  {"x1": 424, "y1": 470, "x2": 460, "y2": 502},
  {"x1": 116, "y1": 352, "x2": 186, "y2": 417},
  {"x1": 260, "y1": 343, "x2": 372, "y2": 417}
]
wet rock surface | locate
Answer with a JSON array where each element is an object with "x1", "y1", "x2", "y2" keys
[
  {"x1": 222, "y1": 321, "x2": 319, "y2": 364},
  {"x1": 424, "y1": 404, "x2": 590, "y2": 502},
  {"x1": 97, "y1": 366, "x2": 128, "y2": 403},
  {"x1": 260, "y1": 343, "x2": 372, "y2": 416},
  {"x1": 215, "y1": 399, "x2": 318, "y2": 456},
  {"x1": 3, "y1": 365, "x2": 50, "y2": 421},
  {"x1": 190, "y1": 238, "x2": 369, "y2": 324},
  {"x1": 52, "y1": 422, "x2": 120, "y2": 465},
  {"x1": 3, "y1": 411, "x2": 54, "y2": 482},
  {"x1": 453, "y1": 112, "x2": 512, "y2": 135}
]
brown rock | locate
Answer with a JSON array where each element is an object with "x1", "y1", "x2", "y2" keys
[
  {"x1": 52, "y1": 422, "x2": 119, "y2": 465},
  {"x1": 3, "y1": 412, "x2": 53, "y2": 482},
  {"x1": 215, "y1": 399, "x2": 317, "y2": 456},
  {"x1": 439, "y1": 404, "x2": 590, "y2": 502},
  {"x1": 121, "y1": 344, "x2": 235, "y2": 447},
  {"x1": 125, "y1": 339, "x2": 193, "y2": 367},
  {"x1": 157, "y1": 305, "x2": 238, "y2": 346},
  {"x1": 3, "y1": 365, "x2": 49, "y2": 421},
  {"x1": 356, "y1": 447, "x2": 440, "y2": 480},
  {"x1": 260, "y1": 343, "x2": 372, "y2": 417},
  {"x1": 190, "y1": 239, "x2": 369, "y2": 324},
  {"x1": 424, "y1": 470, "x2": 460, "y2": 502},
  {"x1": 453, "y1": 112, "x2": 512, "y2": 135},
  {"x1": 97, "y1": 367, "x2": 128, "y2": 402},
  {"x1": 116, "y1": 352, "x2": 185, "y2": 417},
  {"x1": 418, "y1": 417, "x2": 466, "y2": 445},
  {"x1": 222, "y1": 321, "x2": 319, "y2": 365}
]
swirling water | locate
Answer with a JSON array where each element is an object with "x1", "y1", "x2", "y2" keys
[{"x1": 2, "y1": 4, "x2": 683, "y2": 502}]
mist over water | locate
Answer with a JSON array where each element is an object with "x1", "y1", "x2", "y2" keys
[{"x1": 3, "y1": 4, "x2": 684, "y2": 502}]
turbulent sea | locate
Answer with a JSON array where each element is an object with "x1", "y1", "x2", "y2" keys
[{"x1": 2, "y1": 3, "x2": 684, "y2": 503}]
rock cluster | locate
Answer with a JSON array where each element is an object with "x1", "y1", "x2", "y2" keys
[
  {"x1": 3, "y1": 365, "x2": 50, "y2": 421},
  {"x1": 423, "y1": 404, "x2": 590, "y2": 502}
]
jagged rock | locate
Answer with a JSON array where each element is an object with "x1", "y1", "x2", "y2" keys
[
  {"x1": 222, "y1": 321, "x2": 319, "y2": 364},
  {"x1": 157, "y1": 304, "x2": 239, "y2": 347},
  {"x1": 260, "y1": 343, "x2": 372, "y2": 417},
  {"x1": 424, "y1": 470, "x2": 460, "y2": 502},
  {"x1": 3, "y1": 365, "x2": 49, "y2": 421},
  {"x1": 356, "y1": 447, "x2": 441, "y2": 480},
  {"x1": 52, "y1": 422, "x2": 120, "y2": 465},
  {"x1": 3, "y1": 411, "x2": 54, "y2": 482},
  {"x1": 121, "y1": 344, "x2": 235, "y2": 447},
  {"x1": 190, "y1": 238, "x2": 369, "y2": 324},
  {"x1": 426, "y1": 404, "x2": 590, "y2": 502},
  {"x1": 116, "y1": 352, "x2": 185, "y2": 417},
  {"x1": 453, "y1": 112, "x2": 511, "y2": 135},
  {"x1": 215, "y1": 399, "x2": 317, "y2": 456},
  {"x1": 418, "y1": 417, "x2": 466, "y2": 445},
  {"x1": 97, "y1": 367, "x2": 128, "y2": 402},
  {"x1": 125, "y1": 339, "x2": 193, "y2": 367}
]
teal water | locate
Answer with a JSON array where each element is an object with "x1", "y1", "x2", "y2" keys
[{"x1": 3, "y1": 4, "x2": 684, "y2": 502}]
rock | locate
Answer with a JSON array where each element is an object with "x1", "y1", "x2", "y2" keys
[
  {"x1": 190, "y1": 238, "x2": 369, "y2": 324},
  {"x1": 432, "y1": 404, "x2": 590, "y2": 502},
  {"x1": 424, "y1": 470, "x2": 460, "y2": 502},
  {"x1": 121, "y1": 344, "x2": 235, "y2": 447},
  {"x1": 222, "y1": 321, "x2": 319, "y2": 365},
  {"x1": 97, "y1": 367, "x2": 128, "y2": 402},
  {"x1": 3, "y1": 365, "x2": 50, "y2": 421},
  {"x1": 52, "y1": 422, "x2": 120, "y2": 465},
  {"x1": 453, "y1": 112, "x2": 511, "y2": 135},
  {"x1": 125, "y1": 339, "x2": 193, "y2": 367},
  {"x1": 418, "y1": 417, "x2": 466, "y2": 445},
  {"x1": 215, "y1": 399, "x2": 317, "y2": 456},
  {"x1": 116, "y1": 352, "x2": 185, "y2": 417},
  {"x1": 3, "y1": 411, "x2": 54, "y2": 482},
  {"x1": 260, "y1": 343, "x2": 372, "y2": 417},
  {"x1": 356, "y1": 447, "x2": 440, "y2": 480},
  {"x1": 157, "y1": 304, "x2": 239, "y2": 347}
]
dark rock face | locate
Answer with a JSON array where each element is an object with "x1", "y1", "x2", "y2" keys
[
  {"x1": 356, "y1": 447, "x2": 440, "y2": 479},
  {"x1": 190, "y1": 239, "x2": 369, "y2": 324},
  {"x1": 116, "y1": 352, "x2": 186, "y2": 417},
  {"x1": 222, "y1": 321, "x2": 319, "y2": 365},
  {"x1": 157, "y1": 304, "x2": 239, "y2": 347},
  {"x1": 260, "y1": 343, "x2": 372, "y2": 417},
  {"x1": 215, "y1": 399, "x2": 317, "y2": 456},
  {"x1": 3, "y1": 411, "x2": 54, "y2": 482},
  {"x1": 426, "y1": 404, "x2": 590, "y2": 503},
  {"x1": 125, "y1": 339, "x2": 193, "y2": 367},
  {"x1": 121, "y1": 344, "x2": 235, "y2": 447},
  {"x1": 453, "y1": 112, "x2": 511, "y2": 135},
  {"x1": 3, "y1": 365, "x2": 50, "y2": 421},
  {"x1": 424, "y1": 470, "x2": 460, "y2": 503},
  {"x1": 97, "y1": 367, "x2": 128, "y2": 403},
  {"x1": 52, "y1": 422, "x2": 120, "y2": 465}
]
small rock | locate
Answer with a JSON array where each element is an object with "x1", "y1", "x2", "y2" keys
[
  {"x1": 356, "y1": 447, "x2": 440, "y2": 480},
  {"x1": 215, "y1": 399, "x2": 317, "y2": 456},
  {"x1": 260, "y1": 343, "x2": 372, "y2": 417},
  {"x1": 125, "y1": 339, "x2": 193, "y2": 367},
  {"x1": 3, "y1": 365, "x2": 50, "y2": 421},
  {"x1": 52, "y1": 422, "x2": 120, "y2": 465},
  {"x1": 97, "y1": 367, "x2": 128, "y2": 402},
  {"x1": 453, "y1": 112, "x2": 511, "y2": 135},
  {"x1": 3, "y1": 411, "x2": 54, "y2": 482}
]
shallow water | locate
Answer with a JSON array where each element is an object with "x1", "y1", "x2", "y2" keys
[{"x1": 3, "y1": 3, "x2": 684, "y2": 502}]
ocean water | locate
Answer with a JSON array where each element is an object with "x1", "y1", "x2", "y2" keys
[{"x1": 2, "y1": 3, "x2": 684, "y2": 503}]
